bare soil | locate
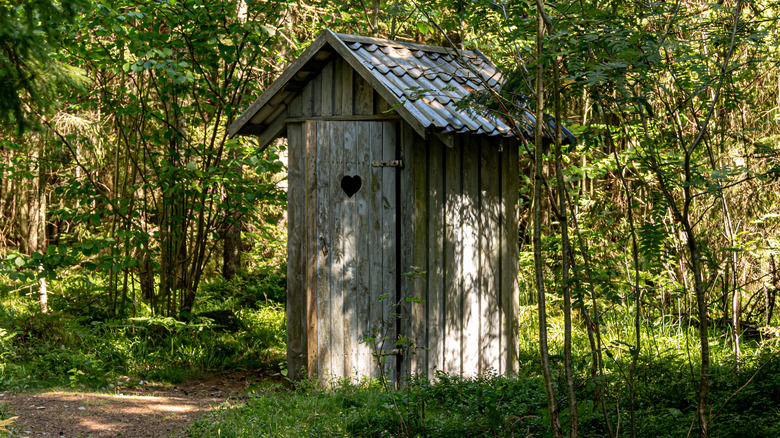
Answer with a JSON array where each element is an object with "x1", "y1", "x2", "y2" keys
[{"x1": 0, "y1": 371, "x2": 270, "y2": 438}]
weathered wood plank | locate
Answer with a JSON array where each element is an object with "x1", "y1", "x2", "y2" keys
[
  {"x1": 333, "y1": 58, "x2": 344, "y2": 116},
  {"x1": 342, "y1": 121, "x2": 358, "y2": 381},
  {"x1": 286, "y1": 123, "x2": 305, "y2": 381},
  {"x1": 374, "y1": 92, "x2": 391, "y2": 114},
  {"x1": 340, "y1": 58, "x2": 355, "y2": 117},
  {"x1": 316, "y1": 121, "x2": 331, "y2": 380},
  {"x1": 301, "y1": 79, "x2": 314, "y2": 118},
  {"x1": 355, "y1": 74, "x2": 373, "y2": 116},
  {"x1": 428, "y1": 136, "x2": 445, "y2": 376},
  {"x1": 480, "y1": 138, "x2": 500, "y2": 373},
  {"x1": 227, "y1": 32, "x2": 330, "y2": 137},
  {"x1": 501, "y1": 139, "x2": 520, "y2": 374},
  {"x1": 286, "y1": 115, "x2": 402, "y2": 123},
  {"x1": 254, "y1": 109, "x2": 288, "y2": 152},
  {"x1": 305, "y1": 121, "x2": 318, "y2": 379},
  {"x1": 321, "y1": 61, "x2": 333, "y2": 117},
  {"x1": 461, "y1": 135, "x2": 480, "y2": 376},
  {"x1": 329, "y1": 121, "x2": 346, "y2": 380},
  {"x1": 355, "y1": 121, "x2": 373, "y2": 378},
  {"x1": 398, "y1": 122, "x2": 415, "y2": 382},
  {"x1": 409, "y1": 130, "x2": 428, "y2": 377},
  {"x1": 381, "y1": 120, "x2": 398, "y2": 387},
  {"x1": 288, "y1": 94, "x2": 303, "y2": 118},
  {"x1": 368, "y1": 121, "x2": 385, "y2": 381},
  {"x1": 444, "y1": 137, "x2": 463, "y2": 376}
]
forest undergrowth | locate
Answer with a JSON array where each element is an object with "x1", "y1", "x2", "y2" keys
[
  {"x1": 0, "y1": 270, "x2": 287, "y2": 394},
  {"x1": 1, "y1": 269, "x2": 779, "y2": 437},
  {"x1": 187, "y1": 306, "x2": 780, "y2": 438}
]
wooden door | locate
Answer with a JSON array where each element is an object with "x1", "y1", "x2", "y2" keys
[{"x1": 310, "y1": 120, "x2": 400, "y2": 384}]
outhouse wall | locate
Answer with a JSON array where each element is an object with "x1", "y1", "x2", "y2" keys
[{"x1": 284, "y1": 55, "x2": 519, "y2": 384}]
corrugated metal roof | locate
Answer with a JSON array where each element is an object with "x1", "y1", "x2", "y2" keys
[
  {"x1": 338, "y1": 34, "x2": 512, "y2": 137},
  {"x1": 228, "y1": 30, "x2": 575, "y2": 146}
]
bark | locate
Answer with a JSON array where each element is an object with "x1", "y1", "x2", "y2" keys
[
  {"x1": 222, "y1": 147, "x2": 243, "y2": 281},
  {"x1": 534, "y1": 7, "x2": 563, "y2": 438}
]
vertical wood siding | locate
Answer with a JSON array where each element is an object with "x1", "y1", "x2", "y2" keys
[{"x1": 285, "y1": 57, "x2": 519, "y2": 384}]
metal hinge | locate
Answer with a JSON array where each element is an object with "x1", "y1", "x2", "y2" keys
[{"x1": 371, "y1": 160, "x2": 404, "y2": 168}]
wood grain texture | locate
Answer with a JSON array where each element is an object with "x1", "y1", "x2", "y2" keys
[
  {"x1": 355, "y1": 74, "x2": 373, "y2": 116},
  {"x1": 286, "y1": 123, "x2": 305, "y2": 381},
  {"x1": 305, "y1": 121, "x2": 318, "y2": 379},
  {"x1": 355, "y1": 121, "x2": 373, "y2": 378},
  {"x1": 480, "y1": 138, "x2": 500, "y2": 373},
  {"x1": 328, "y1": 121, "x2": 345, "y2": 379},
  {"x1": 409, "y1": 130, "x2": 428, "y2": 377},
  {"x1": 321, "y1": 61, "x2": 333, "y2": 117},
  {"x1": 461, "y1": 135, "x2": 480, "y2": 376},
  {"x1": 342, "y1": 121, "x2": 358, "y2": 380},
  {"x1": 444, "y1": 137, "x2": 463, "y2": 376},
  {"x1": 381, "y1": 121, "x2": 398, "y2": 387},
  {"x1": 316, "y1": 121, "x2": 331, "y2": 380},
  {"x1": 368, "y1": 121, "x2": 385, "y2": 381},
  {"x1": 428, "y1": 136, "x2": 445, "y2": 376}
]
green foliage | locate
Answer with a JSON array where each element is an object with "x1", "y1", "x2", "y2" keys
[
  {"x1": 0, "y1": 279, "x2": 287, "y2": 390},
  {"x1": 0, "y1": 0, "x2": 88, "y2": 133},
  {"x1": 188, "y1": 373, "x2": 551, "y2": 438},
  {"x1": 199, "y1": 268, "x2": 287, "y2": 309}
]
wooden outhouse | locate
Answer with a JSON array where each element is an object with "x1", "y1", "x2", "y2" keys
[{"x1": 229, "y1": 30, "x2": 525, "y2": 384}]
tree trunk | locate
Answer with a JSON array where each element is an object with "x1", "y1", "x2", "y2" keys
[
  {"x1": 534, "y1": 6, "x2": 563, "y2": 437},
  {"x1": 222, "y1": 148, "x2": 243, "y2": 281}
]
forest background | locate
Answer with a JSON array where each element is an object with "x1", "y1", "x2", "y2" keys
[{"x1": 1, "y1": 0, "x2": 780, "y2": 437}]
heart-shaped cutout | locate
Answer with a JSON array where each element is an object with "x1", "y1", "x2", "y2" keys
[{"x1": 341, "y1": 175, "x2": 362, "y2": 198}]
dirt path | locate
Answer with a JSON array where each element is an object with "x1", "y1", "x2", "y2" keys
[{"x1": 0, "y1": 372, "x2": 268, "y2": 438}]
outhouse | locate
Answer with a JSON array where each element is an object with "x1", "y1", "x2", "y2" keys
[{"x1": 229, "y1": 30, "x2": 528, "y2": 384}]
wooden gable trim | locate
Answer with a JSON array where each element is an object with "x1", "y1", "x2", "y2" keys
[{"x1": 228, "y1": 32, "x2": 331, "y2": 138}]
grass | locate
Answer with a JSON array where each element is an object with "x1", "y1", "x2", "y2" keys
[
  {"x1": 2, "y1": 270, "x2": 780, "y2": 437},
  {"x1": 188, "y1": 302, "x2": 780, "y2": 438},
  {"x1": 0, "y1": 273, "x2": 287, "y2": 391}
]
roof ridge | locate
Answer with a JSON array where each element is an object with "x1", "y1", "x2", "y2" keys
[{"x1": 334, "y1": 32, "x2": 482, "y2": 59}]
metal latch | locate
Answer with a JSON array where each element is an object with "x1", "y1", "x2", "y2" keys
[{"x1": 371, "y1": 160, "x2": 404, "y2": 168}]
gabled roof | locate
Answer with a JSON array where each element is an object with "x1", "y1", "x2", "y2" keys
[{"x1": 229, "y1": 30, "x2": 574, "y2": 146}]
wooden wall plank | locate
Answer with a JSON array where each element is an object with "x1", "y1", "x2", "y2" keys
[
  {"x1": 428, "y1": 136, "x2": 445, "y2": 376},
  {"x1": 333, "y1": 59, "x2": 344, "y2": 116},
  {"x1": 286, "y1": 123, "x2": 305, "y2": 381},
  {"x1": 305, "y1": 121, "x2": 318, "y2": 379},
  {"x1": 355, "y1": 74, "x2": 373, "y2": 116},
  {"x1": 342, "y1": 121, "x2": 358, "y2": 380},
  {"x1": 312, "y1": 67, "x2": 322, "y2": 117},
  {"x1": 316, "y1": 121, "x2": 331, "y2": 380},
  {"x1": 301, "y1": 80, "x2": 314, "y2": 118},
  {"x1": 343, "y1": 61, "x2": 354, "y2": 116},
  {"x1": 321, "y1": 61, "x2": 334, "y2": 117},
  {"x1": 444, "y1": 137, "x2": 463, "y2": 376},
  {"x1": 461, "y1": 135, "x2": 480, "y2": 376},
  {"x1": 288, "y1": 94, "x2": 303, "y2": 118},
  {"x1": 355, "y1": 121, "x2": 373, "y2": 378},
  {"x1": 409, "y1": 127, "x2": 428, "y2": 377},
  {"x1": 479, "y1": 138, "x2": 500, "y2": 373},
  {"x1": 374, "y1": 92, "x2": 390, "y2": 114},
  {"x1": 368, "y1": 121, "x2": 385, "y2": 381},
  {"x1": 382, "y1": 120, "x2": 398, "y2": 387},
  {"x1": 329, "y1": 121, "x2": 346, "y2": 379},
  {"x1": 501, "y1": 139, "x2": 520, "y2": 374}
]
